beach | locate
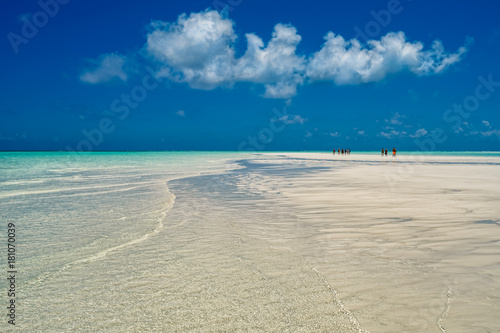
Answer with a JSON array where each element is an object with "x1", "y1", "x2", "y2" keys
[
  {"x1": 1, "y1": 152, "x2": 499, "y2": 332},
  {"x1": 241, "y1": 152, "x2": 500, "y2": 332}
]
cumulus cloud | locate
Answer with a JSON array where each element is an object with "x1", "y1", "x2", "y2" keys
[
  {"x1": 144, "y1": 11, "x2": 305, "y2": 98},
  {"x1": 176, "y1": 110, "x2": 186, "y2": 117},
  {"x1": 145, "y1": 10, "x2": 236, "y2": 89},
  {"x1": 115, "y1": 9, "x2": 469, "y2": 98},
  {"x1": 234, "y1": 24, "x2": 305, "y2": 98},
  {"x1": 413, "y1": 38, "x2": 472, "y2": 75},
  {"x1": 307, "y1": 32, "x2": 470, "y2": 85},
  {"x1": 80, "y1": 53, "x2": 128, "y2": 84},
  {"x1": 482, "y1": 120, "x2": 491, "y2": 127}
]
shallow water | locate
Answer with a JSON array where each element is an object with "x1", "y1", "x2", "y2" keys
[
  {"x1": 1, "y1": 152, "x2": 499, "y2": 332},
  {"x1": 1, "y1": 152, "x2": 365, "y2": 332}
]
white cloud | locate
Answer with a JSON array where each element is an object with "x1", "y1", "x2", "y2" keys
[
  {"x1": 305, "y1": 131, "x2": 313, "y2": 138},
  {"x1": 139, "y1": 9, "x2": 470, "y2": 98},
  {"x1": 80, "y1": 53, "x2": 128, "y2": 84},
  {"x1": 144, "y1": 11, "x2": 304, "y2": 98},
  {"x1": 329, "y1": 132, "x2": 340, "y2": 137},
  {"x1": 357, "y1": 130, "x2": 365, "y2": 135},
  {"x1": 146, "y1": 10, "x2": 236, "y2": 89},
  {"x1": 176, "y1": 110, "x2": 186, "y2": 117},
  {"x1": 410, "y1": 128, "x2": 427, "y2": 138},
  {"x1": 234, "y1": 24, "x2": 305, "y2": 98},
  {"x1": 385, "y1": 112, "x2": 404, "y2": 125},
  {"x1": 380, "y1": 131, "x2": 392, "y2": 139},
  {"x1": 307, "y1": 32, "x2": 469, "y2": 85},
  {"x1": 273, "y1": 114, "x2": 307, "y2": 124},
  {"x1": 413, "y1": 38, "x2": 472, "y2": 75},
  {"x1": 482, "y1": 120, "x2": 491, "y2": 127},
  {"x1": 455, "y1": 121, "x2": 469, "y2": 133},
  {"x1": 379, "y1": 130, "x2": 407, "y2": 139}
]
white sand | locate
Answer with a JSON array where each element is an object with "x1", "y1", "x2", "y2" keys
[
  {"x1": 8, "y1": 152, "x2": 499, "y2": 332},
  {"x1": 233, "y1": 152, "x2": 500, "y2": 333}
]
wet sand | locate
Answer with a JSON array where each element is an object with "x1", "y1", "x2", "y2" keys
[
  {"x1": 230, "y1": 152, "x2": 500, "y2": 332},
  {"x1": 10, "y1": 153, "x2": 367, "y2": 332},
  {"x1": 4, "y1": 152, "x2": 499, "y2": 332}
]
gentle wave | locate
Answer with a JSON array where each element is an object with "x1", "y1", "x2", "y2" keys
[
  {"x1": 24, "y1": 182, "x2": 175, "y2": 288},
  {"x1": 0, "y1": 181, "x2": 159, "y2": 198}
]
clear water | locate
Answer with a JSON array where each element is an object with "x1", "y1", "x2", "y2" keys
[
  {"x1": 1, "y1": 151, "x2": 499, "y2": 332},
  {"x1": 0, "y1": 152, "x2": 365, "y2": 332}
]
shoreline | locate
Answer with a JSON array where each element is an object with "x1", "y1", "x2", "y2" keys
[
  {"x1": 228, "y1": 152, "x2": 500, "y2": 332},
  {"x1": 2, "y1": 152, "x2": 499, "y2": 332}
]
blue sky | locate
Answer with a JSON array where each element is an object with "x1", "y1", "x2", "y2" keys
[{"x1": 1, "y1": 0, "x2": 499, "y2": 151}]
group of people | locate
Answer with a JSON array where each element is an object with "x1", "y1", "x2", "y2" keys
[
  {"x1": 381, "y1": 147, "x2": 397, "y2": 156},
  {"x1": 331, "y1": 148, "x2": 397, "y2": 156},
  {"x1": 333, "y1": 148, "x2": 351, "y2": 155}
]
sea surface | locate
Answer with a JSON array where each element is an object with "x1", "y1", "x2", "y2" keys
[{"x1": 1, "y1": 151, "x2": 499, "y2": 332}]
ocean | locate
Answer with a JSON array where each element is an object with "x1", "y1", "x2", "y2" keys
[{"x1": 1, "y1": 151, "x2": 499, "y2": 332}]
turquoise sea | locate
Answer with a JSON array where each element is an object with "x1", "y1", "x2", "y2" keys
[
  {"x1": 1, "y1": 151, "x2": 499, "y2": 332},
  {"x1": 2, "y1": 151, "x2": 366, "y2": 331}
]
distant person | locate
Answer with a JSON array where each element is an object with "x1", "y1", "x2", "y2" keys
[
  {"x1": 385, "y1": 149, "x2": 388, "y2": 156},
  {"x1": 338, "y1": 149, "x2": 340, "y2": 155},
  {"x1": 333, "y1": 149, "x2": 335, "y2": 156},
  {"x1": 381, "y1": 148, "x2": 384, "y2": 156},
  {"x1": 347, "y1": 149, "x2": 351, "y2": 155},
  {"x1": 392, "y1": 147, "x2": 397, "y2": 157}
]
